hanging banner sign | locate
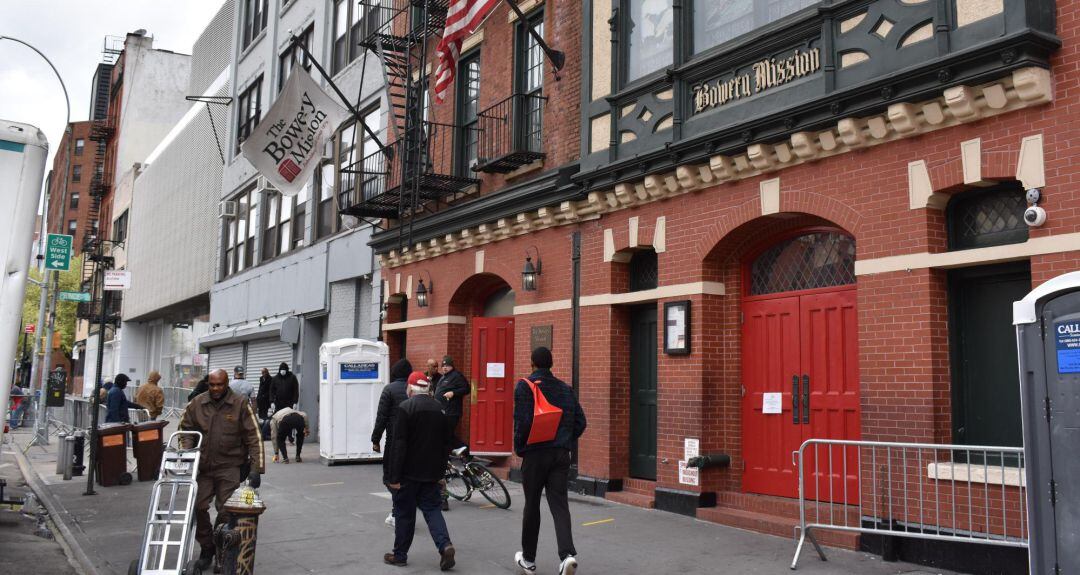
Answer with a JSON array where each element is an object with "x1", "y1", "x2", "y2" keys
[{"x1": 241, "y1": 69, "x2": 349, "y2": 196}]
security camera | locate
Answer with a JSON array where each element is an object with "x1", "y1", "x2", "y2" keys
[
  {"x1": 1024, "y1": 206, "x2": 1047, "y2": 227},
  {"x1": 1026, "y1": 188, "x2": 1042, "y2": 205}
]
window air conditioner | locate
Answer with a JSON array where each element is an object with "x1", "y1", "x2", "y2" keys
[
  {"x1": 218, "y1": 200, "x2": 238, "y2": 219},
  {"x1": 256, "y1": 175, "x2": 279, "y2": 193}
]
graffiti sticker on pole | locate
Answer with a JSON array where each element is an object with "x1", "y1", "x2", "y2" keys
[{"x1": 45, "y1": 233, "x2": 73, "y2": 271}]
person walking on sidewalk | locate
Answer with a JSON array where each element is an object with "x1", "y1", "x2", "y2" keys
[
  {"x1": 384, "y1": 372, "x2": 456, "y2": 571},
  {"x1": 513, "y1": 347, "x2": 587, "y2": 575},
  {"x1": 269, "y1": 362, "x2": 299, "y2": 413},
  {"x1": 134, "y1": 370, "x2": 165, "y2": 420},
  {"x1": 179, "y1": 368, "x2": 264, "y2": 570},
  {"x1": 270, "y1": 406, "x2": 310, "y2": 463},
  {"x1": 105, "y1": 374, "x2": 144, "y2": 424},
  {"x1": 373, "y1": 358, "x2": 412, "y2": 527},
  {"x1": 434, "y1": 356, "x2": 469, "y2": 450},
  {"x1": 256, "y1": 367, "x2": 272, "y2": 420},
  {"x1": 229, "y1": 366, "x2": 255, "y2": 407}
]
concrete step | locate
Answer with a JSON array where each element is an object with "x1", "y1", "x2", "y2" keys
[
  {"x1": 605, "y1": 490, "x2": 655, "y2": 509},
  {"x1": 716, "y1": 491, "x2": 860, "y2": 524},
  {"x1": 697, "y1": 506, "x2": 860, "y2": 550},
  {"x1": 621, "y1": 478, "x2": 656, "y2": 497}
]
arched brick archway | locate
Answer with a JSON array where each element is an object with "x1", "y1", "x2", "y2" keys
[
  {"x1": 697, "y1": 213, "x2": 860, "y2": 498},
  {"x1": 447, "y1": 273, "x2": 517, "y2": 456}
]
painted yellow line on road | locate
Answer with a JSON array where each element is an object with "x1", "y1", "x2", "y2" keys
[
  {"x1": 311, "y1": 481, "x2": 345, "y2": 487},
  {"x1": 582, "y1": 518, "x2": 614, "y2": 527},
  {"x1": 480, "y1": 504, "x2": 497, "y2": 509}
]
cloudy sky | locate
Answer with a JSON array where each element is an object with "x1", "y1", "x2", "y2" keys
[{"x1": 1, "y1": 1, "x2": 226, "y2": 178}]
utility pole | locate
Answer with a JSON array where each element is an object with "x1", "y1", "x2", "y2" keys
[{"x1": 84, "y1": 240, "x2": 112, "y2": 496}]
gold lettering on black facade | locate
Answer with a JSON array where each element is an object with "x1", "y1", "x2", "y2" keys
[{"x1": 693, "y1": 47, "x2": 821, "y2": 114}]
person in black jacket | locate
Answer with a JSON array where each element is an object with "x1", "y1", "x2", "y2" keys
[
  {"x1": 187, "y1": 375, "x2": 209, "y2": 402},
  {"x1": 373, "y1": 358, "x2": 412, "y2": 527},
  {"x1": 512, "y1": 347, "x2": 586, "y2": 575},
  {"x1": 434, "y1": 356, "x2": 469, "y2": 449},
  {"x1": 269, "y1": 362, "x2": 299, "y2": 413},
  {"x1": 384, "y1": 372, "x2": 455, "y2": 570},
  {"x1": 256, "y1": 367, "x2": 272, "y2": 420}
]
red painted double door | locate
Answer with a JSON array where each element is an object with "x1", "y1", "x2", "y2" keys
[
  {"x1": 469, "y1": 317, "x2": 514, "y2": 455},
  {"x1": 742, "y1": 288, "x2": 860, "y2": 502}
]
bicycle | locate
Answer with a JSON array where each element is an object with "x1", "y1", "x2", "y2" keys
[{"x1": 444, "y1": 447, "x2": 511, "y2": 509}]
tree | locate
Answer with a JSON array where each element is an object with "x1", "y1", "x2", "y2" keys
[{"x1": 20, "y1": 254, "x2": 84, "y2": 359}]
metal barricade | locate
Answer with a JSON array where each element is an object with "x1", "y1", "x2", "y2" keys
[
  {"x1": 791, "y1": 439, "x2": 1027, "y2": 569},
  {"x1": 160, "y1": 386, "x2": 189, "y2": 418}
]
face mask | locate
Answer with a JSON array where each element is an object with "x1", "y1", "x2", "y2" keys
[{"x1": 279, "y1": 370, "x2": 287, "y2": 376}]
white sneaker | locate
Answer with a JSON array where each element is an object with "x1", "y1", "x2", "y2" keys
[
  {"x1": 384, "y1": 512, "x2": 395, "y2": 528},
  {"x1": 558, "y1": 555, "x2": 577, "y2": 575},
  {"x1": 514, "y1": 551, "x2": 536, "y2": 574}
]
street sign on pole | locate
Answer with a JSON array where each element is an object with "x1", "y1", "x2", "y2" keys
[
  {"x1": 44, "y1": 234, "x2": 73, "y2": 271},
  {"x1": 58, "y1": 291, "x2": 91, "y2": 302},
  {"x1": 103, "y1": 270, "x2": 131, "y2": 291}
]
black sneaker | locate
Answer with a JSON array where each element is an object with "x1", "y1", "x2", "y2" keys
[
  {"x1": 384, "y1": 553, "x2": 407, "y2": 566},
  {"x1": 440, "y1": 544, "x2": 456, "y2": 571}
]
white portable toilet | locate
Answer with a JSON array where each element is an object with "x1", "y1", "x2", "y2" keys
[{"x1": 318, "y1": 338, "x2": 389, "y2": 465}]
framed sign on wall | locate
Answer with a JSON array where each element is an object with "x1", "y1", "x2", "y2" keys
[{"x1": 664, "y1": 300, "x2": 691, "y2": 355}]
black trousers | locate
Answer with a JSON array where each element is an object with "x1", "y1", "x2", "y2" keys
[
  {"x1": 277, "y1": 413, "x2": 305, "y2": 459},
  {"x1": 521, "y1": 448, "x2": 576, "y2": 562},
  {"x1": 446, "y1": 415, "x2": 465, "y2": 450}
]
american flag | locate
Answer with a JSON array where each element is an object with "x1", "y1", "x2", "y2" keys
[{"x1": 433, "y1": 0, "x2": 500, "y2": 103}]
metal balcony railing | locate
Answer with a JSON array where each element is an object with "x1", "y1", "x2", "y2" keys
[
  {"x1": 475, "y1": 92, "x2": 547, "y2": 174},
  {"x1": 340, "y1": 120, "x2": 480, "y2": 219}
]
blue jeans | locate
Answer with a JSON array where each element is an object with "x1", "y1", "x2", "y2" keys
[
  {"x1": 391, "y1": 480, "x2": 451, "y2": 561},
  {"x1": 9, "y1": 400, "x2": 27, "y2": 428}
]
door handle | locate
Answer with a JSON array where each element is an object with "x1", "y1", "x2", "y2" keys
[
  {"x1": 802, "y1": 374, "x2": 810, "y2": 424},
  {"x1": 792, "y1": 375, "x2": 800, "y2": 424}
]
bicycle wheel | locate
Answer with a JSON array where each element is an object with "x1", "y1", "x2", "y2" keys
[
  {"x1": 471, "y1": 463, "x2": 511, "y2": 509},
  {"x1": 445, "y1": 467, "x2": 470, "y2": 501}
]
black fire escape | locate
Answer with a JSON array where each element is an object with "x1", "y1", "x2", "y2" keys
[{"x1": 340, "y1": 0, "x2": 481, "y2": 246}]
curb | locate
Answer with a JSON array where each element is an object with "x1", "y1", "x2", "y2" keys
[{"x1": 12, "y1": 444, "x2": 102, "y2": 575}]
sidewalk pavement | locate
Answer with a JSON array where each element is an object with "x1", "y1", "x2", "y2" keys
[
  {"x1": 0, "y1": 433, "x2": 79, "y2": 575},
  {"x1": 12, "y1": 426, "x2": 958, "y2": 575}
]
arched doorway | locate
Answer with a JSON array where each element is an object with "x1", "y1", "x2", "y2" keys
[
  {"x1": 741, "y1": 229, "x2": 860, "y2": 501},
  {"x1": 450, "y1": 275, "x2": 516, "y2": 456}
]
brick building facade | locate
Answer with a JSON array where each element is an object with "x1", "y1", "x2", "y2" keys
[
  {"x1": 363, "y1": 1, "x2": 1072, "y2": 569},
  {"x1": 45, "y1": 121, "x2": 101, "y2": 257}
]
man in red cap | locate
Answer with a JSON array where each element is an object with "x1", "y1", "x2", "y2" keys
[{"x1": 384, "y1": 372, "x2": 456, "y2": 570}]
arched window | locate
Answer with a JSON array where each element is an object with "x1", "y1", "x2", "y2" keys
[
  {"x1": 947, "y1": 183, "x2": 1029, "y2": 250},
  {"x1": 750, "y1": 232, "x2": 855, "y2": 296}
]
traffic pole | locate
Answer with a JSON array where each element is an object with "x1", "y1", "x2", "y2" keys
[{"x1": 84, "y1": 243, "x2": 110, "y2": 496}]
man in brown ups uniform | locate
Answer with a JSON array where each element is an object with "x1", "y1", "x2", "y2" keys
[{"x1": 179, "y1": 368, "x2": 265, "y2": 569}]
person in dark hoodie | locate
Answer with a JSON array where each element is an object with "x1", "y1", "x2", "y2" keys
[
  {"x1": 188, "y1": 375, "x2": 209, "y2": 402},
  {"x1": 512, "y1": 347, "x2": 587, "y2": 575},
  {"x1": 372, "y1": 358, "x2": 412, "y2": 528},
  {"x1": 105, "y1": 374, "x2": 144, "y2": 423},
  {"x1": 269, "y1": 362, "x2": 300, "y2": 413},
  {"x1": 256, "y1": 367, "x2": 272, "y2": 420}
]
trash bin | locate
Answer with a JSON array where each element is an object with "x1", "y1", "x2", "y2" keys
[
  {"x1": 96, "y1": 422, "x2": 132, "y2": 487},
  {"x1": 130, "y1": 420, "x2": 168, "y2": 482}
]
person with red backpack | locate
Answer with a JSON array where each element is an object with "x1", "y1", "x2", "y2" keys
[{"x1": 512, "y1": 347, "x2": 587, "y2": 575}]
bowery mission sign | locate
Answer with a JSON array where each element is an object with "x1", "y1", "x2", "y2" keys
[{"x1": 692, "y1": 46, "x2": 821, "y2": 114}]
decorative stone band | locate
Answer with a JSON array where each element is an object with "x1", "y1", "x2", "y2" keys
[
  {"x1": 380, "y1": 67, "x2": 1053, "y2": 270},
  {"x1": 512, "y1": 281, "x2": 726, "y2": 315},
  {"x1": 383, "y1": 315, "x2": 467, "y2": 331},
  {"x1": 855, "y1": 231, "x2": 1080, "y2": 276}
]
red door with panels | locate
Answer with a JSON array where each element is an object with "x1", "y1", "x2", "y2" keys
[
  {"x1": 470, "y1": 317, "x2": 514, "y2": 455},
  {"x1": 741, "y1": 231, "x2": 861, "y2": 502}
]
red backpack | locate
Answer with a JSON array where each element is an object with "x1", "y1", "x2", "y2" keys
[{"x1": 522, "y1": 378, "x2": 563, "y2": 445}]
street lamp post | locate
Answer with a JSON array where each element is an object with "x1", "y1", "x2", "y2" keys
[{"x1": 0, "y1": 36, "x2": 72, "y2": 446}]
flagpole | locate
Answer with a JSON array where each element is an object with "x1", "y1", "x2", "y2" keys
[
  {"x1": 287, "y1": 32, "x2": 391, "y2": 158},
  {"x1": 501, "y1": 0, "x2": 565, "y2": 76}
]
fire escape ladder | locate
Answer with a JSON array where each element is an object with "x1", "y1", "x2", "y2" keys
[{"x1": 341, "y1": 0, "x2": 480, "y2": 248}]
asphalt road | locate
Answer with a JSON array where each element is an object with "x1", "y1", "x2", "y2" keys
[{"x1": 15, "y1": 430, "x2": 959, "y2": 575}]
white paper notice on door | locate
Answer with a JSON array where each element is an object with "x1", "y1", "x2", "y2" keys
[
  {"x1": 485, "y1": 362, "x2": 505, "y2": 378},
  {"x1": 762, "y1": 392, "x2": 783, "y2": 414}
]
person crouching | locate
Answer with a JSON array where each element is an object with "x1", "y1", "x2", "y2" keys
[{"x1": 384, "y1": 372, "x2": 456, "y2": 571}]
